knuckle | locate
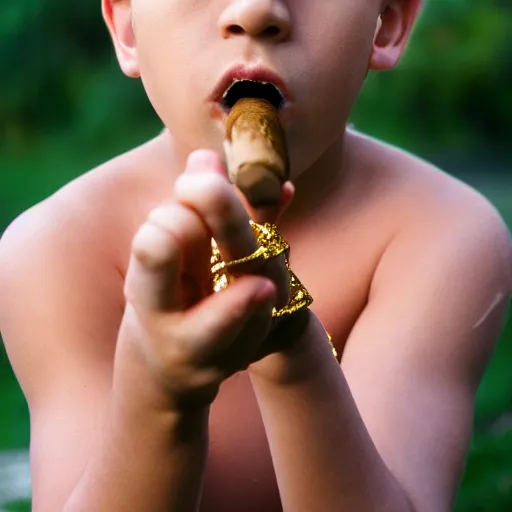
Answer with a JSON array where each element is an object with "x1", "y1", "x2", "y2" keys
[
  {"x1": 149, "y1": 203, "x2": 210, "y2": 251},
  {"x1": 131, "y1": 221, "x2": 180, "y2": 270},
  {"x1": 175, "y1": 173, "x2": 252, "y2": 246},
  {"x1": 176, "y1": 173, "x2": 233, "y2": 212},
  {"x1": 147, "y1": 204, "x2": 176, "y2": 229},
  {"x1": 197, "y1": 172, "x2": 229, "y2": 196}
]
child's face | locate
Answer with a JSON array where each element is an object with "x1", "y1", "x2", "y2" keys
[{"x1": 105, "y1": 0, "x2": 418, "y2": 177}]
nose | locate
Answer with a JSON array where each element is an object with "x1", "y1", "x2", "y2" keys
[{"x1": 218, "y1": 0, "x2": 291, "y2": 42}]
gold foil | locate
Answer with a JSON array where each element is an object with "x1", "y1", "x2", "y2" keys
[
  {"x1": 210, "y1": 221, "x2": 338, "y2": 360},
  {"x1": 210, "y1": 221, "x2": 312, "y2": 317}
]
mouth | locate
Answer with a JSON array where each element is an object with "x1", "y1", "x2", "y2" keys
[
  {"x1": 211, "y1": 65, "x2": 291, "y2": 114},
  {"x1": 221, "y1": 80, "x2": 286, "y2": 111}
]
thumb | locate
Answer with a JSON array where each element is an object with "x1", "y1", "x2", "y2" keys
[{"x1": 181, "y1": 275, "x2": 277, "y2": 356}]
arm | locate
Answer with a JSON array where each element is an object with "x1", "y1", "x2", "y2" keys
[
  {"x1": 249, "y1": 199, "x2": 512, "y2": 512},
  {"x1": 0, "y1": 203, "x2": 208, "y2": 512}
]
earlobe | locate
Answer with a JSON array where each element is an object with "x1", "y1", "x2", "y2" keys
[{"x1": 102, "y1": 0, "x2": 140, "y2": 78}]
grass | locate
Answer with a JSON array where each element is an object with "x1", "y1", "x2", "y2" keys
[{"x1": 0, "y1": 134, "x2": 511, "y2": 510}]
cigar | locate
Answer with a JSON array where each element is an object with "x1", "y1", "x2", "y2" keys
[{"x1": 224, "y1": 98, "x2": 289, "y2": 207}]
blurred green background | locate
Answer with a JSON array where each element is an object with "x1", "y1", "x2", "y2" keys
[{"x1": 0, "y1": 1, "x2": 511, "y2": 510}]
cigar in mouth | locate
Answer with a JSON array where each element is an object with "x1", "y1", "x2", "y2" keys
[{"x1": 224, "y1": 97, "x2": 290, "y2": 207}]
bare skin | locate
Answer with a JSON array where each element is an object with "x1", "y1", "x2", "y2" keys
[
  {"x1": 1, "y1": 129, "x2": 511, "y2": 512},
  {"x1": 1, "y1": 0, "x2": 512, "y2": 511}
]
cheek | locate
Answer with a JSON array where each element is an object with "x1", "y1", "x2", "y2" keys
[
  {"x1": 284, "y1": 7, "x2": 376, "y2": 174},
  {"x1": 300, "y1": 5, "x2": 376, "y2": 114},
  {"x1": 134, "y1": 12, "x2": 187, "y2": 95},
  {"x1": 131, "y1": 2, "x2": 221, "y2": 148},
  {"x1": 132, "y1": 9, "x2": 199, "y2": 130},
  {"x1": 300, "y1": 5, "x2": 375, "y2": 83}
]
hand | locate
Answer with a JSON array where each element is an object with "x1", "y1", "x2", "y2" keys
[{"x1": 114, "y1": 150, "x2": 293, "y2": 412}]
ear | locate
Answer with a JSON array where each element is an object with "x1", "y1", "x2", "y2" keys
[
  {"x1": 102, "y1": 0, "x2": 140, "y2": 78},
  {"x1": 369, "y1": 0, "x2": 423, "y2": 71}
]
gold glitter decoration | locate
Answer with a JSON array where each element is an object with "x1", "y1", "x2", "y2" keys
[
  {"x1": 211, "y1": 221, "x2": 289, "y2": 276},
  {"x1": 271, "y1": 258, "x2": 313, "y2": 318},
  {"x1": 326, "y1": 332, "x2": 339, "y2": 361},
  {"x1": 210, "y1": 221, "x2": 338, "y2": 360},
  {"x1": 210, "y1": 221, "x2": 310, "y2": 317}
]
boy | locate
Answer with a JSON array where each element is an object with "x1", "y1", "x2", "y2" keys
[{"x1": 1, "y1": 0, "x2": 511, "y2": 510}]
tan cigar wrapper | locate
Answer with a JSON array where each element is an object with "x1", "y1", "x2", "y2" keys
[{"x1": 224, "y1": 98, "x2": 289, "y2": 207}]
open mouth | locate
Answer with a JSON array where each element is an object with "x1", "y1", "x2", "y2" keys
[{"x1": 221, "y1": 80, "x2": 286, "y2": 111}]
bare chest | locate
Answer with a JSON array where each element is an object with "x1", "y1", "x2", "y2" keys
[
  {"x1": 200, "y1": 372, "x2": 281, "y2": 511},
  {"x1": 199, "y1": 233, "x2": 377, "y2": 511},
  {"x1": 198, "y1": 216, "x2": 389, "y2": 510},
  {"x1": 110, "y1": 177, "x2": 390, "y2": 511}
]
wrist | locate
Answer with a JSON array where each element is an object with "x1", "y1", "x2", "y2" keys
[
  {"x1": 111, "y1": 364, "x2": 211, "y2": 442},
  {"x1": 113, "y1": 334, "x2": 213, "y2": 421},
  {"x1": 249, "y1": 310, "x2": 336, "y2": 384}
]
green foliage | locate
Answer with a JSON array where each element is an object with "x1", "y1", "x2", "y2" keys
[
  {"x1": 352, "y1": 0, "x2": 511, "y2": 152},
  {"x1": 0, "y1": 344, "x2": 30, "y2": 450},
  {"x1": 454, "y1": 430, "x2": 512, "y2": 511},
  {"x1": 1, "y1": 0, "x2": 510, "y2": 156},
  {"x1": 3, "y1": 499, "x2": 31, "y2": 512}
]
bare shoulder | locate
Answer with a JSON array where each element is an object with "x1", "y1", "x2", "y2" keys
[
  {"x1": 343, "y1": 132, "x2": 511, "y2": 397},
  {"x1": 340, "y1": 134, "x2": 510, "y2": 512},
  {"x1": 0, "y1": 166, "x2": 112, "y2": 295},
  {"x1": 0, "y1": 134, "x2": 169, "y2": 319},
  {"x1": 0, "y1": 136, "x2": 171, "y2": 406},
  {"x1": 348, "y1": 130, "x2": 512, "y2": 293},
  {"x1": 0, "y1": 133, "x2": 170, "y2": 281}
]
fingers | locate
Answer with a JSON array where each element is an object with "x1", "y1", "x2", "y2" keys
[
  {"x1": 187, "y1": 149, "x2": 228, "y2": 179},
  {"x1": 181, "y1": 275, "x2": 277, "y2": 360},
  {"x1": 177, "y1": 150, "x2": 291, "y2": 309},
  {"x1": 126, "y1": 149, "x2": 292, "y2": 316},
  {"x1": 125, "y1": 202, "x2": 210, "y2": 312},
  {"x1": 176, "y1": 151, "x2": 293, "y2": 257},
  {"x1": 148, "y1": 203, "x2": 211, "y2": 297},
  {"x1": 175, "y1": 151, "x2": 260, "y2": 265}
]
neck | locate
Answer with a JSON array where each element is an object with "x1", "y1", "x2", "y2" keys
[
  {"x1": 280, "y1": 129, "x2": 351, "y2": 231},
  {"x1": 155, "y1": 126, "x2": 352, "y2": 227}
]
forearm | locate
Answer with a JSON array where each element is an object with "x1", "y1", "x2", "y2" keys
[
  {"x1": 249, "y1": 315, "x2": 414, "y2": 512},
  {"x1": 63, "y1": 368, "x2": 209, "y2": 512}
]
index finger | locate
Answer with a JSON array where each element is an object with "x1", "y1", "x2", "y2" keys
[
  {"x1": 174, "y1": 152, "x2": 259, "y2": 265},
  {"x1": 175, "y1": 151, "x2": 291, "y2": 308}
]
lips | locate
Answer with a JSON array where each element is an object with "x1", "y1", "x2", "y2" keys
[{"x1": 210, "y1": 64, "x2": 292, "y2": 107}]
